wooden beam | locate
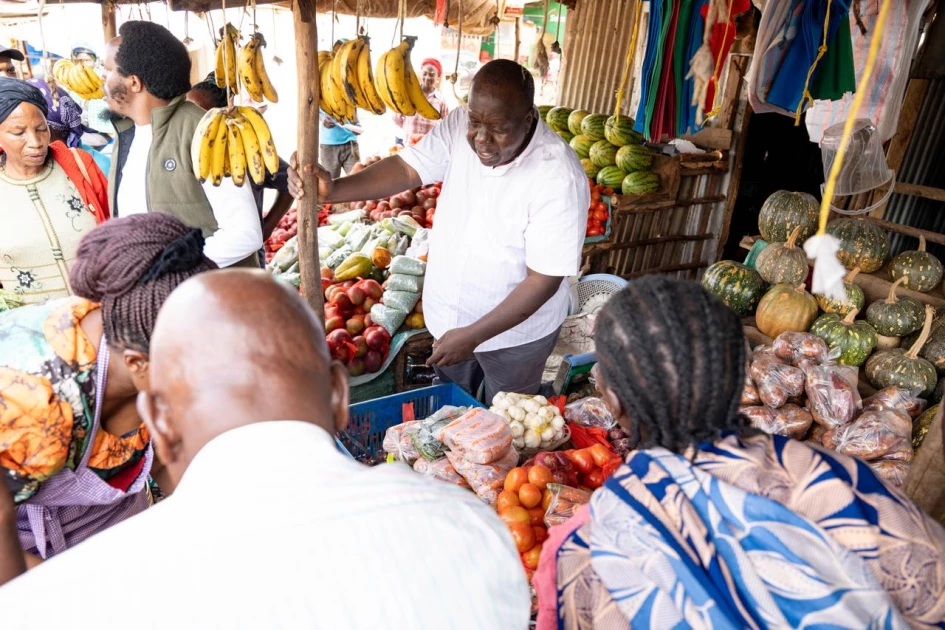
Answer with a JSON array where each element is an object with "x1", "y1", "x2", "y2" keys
[
  {"x1": 894, "y1": 181, "x2": 945, "y2": 203},
  {"x1": 853, "y1": 271, "x2": 945, "y2": 310},
  {"x1": 605, "y1": 233, "x2": 713, "y2": 252},
  {"x1": 513, "y1": 17, "x2": 521, "y2": 64},
  {"x1": 623, "y1": 261, "x2": 708, "y2": 279},
  {"x1": 101, "y1": 1, "x2": 117, "y2": 42},
  {"x1": 293, "y1": 0, "x2": 324, "y2": 321},
  {"x1": 858, "y1": 216, "x2": 945, "y2": 247}
]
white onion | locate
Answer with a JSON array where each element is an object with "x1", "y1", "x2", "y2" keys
[
  {"x1": 525, "y1": 413, "x2": 542, "y2": 429},
  {"x1": 509, "y1": 421, "x2": 525, "y2": 437},
  {"x1": 551, "y1": 416, "x2": 565, "y2": 431},
  {"x1": 540, "y1": 426, "x2": 555, "y2": 441},
  {"x1": 508, "y1": 406, "x2": 526, "y2": 421},
  {"x1": 524, "y1": 428, "x2": 541, "y2": 449},
  {"x1": 512, "y1": 436, "x2": 525, "y2": 449},
  {"x1": 538, "y1": 407, "x2": 555, "y2": 422},
  {"x1": 533, "y1": 395, "x2": 549, "y2": 407}
]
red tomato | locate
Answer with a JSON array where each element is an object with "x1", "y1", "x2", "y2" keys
[
  {"x1": 508, "y1": 522, "x2": 536, "y2": 553},
  {"x1": 593, "y1": 209, "x2": 609, "y2": 222},
  {"x1": 602, "y1": 186, "x2": 614, "y2": 195},
  {"x1": 566, "y1": 449, "x2": 596, "y2": 474},
  {"x1": 533, "y1": 525, "x2": 549, "y2": 545},
  {"x1": 521, "y1": 545, "x2": 542, "y2": 570},
  {"x1": 518, "y1": 483, "x2": 542, "y2": 509},
  {"x1": 527, "y1": 465, "x2": 554, "y2": 491},
  {"x1": 590, "y1": 190, "x2": 601, "y2": 202},
  {"x1": 584, "y1": 468, "x2": 606, "y2": 489},
  {"x1": 527, "y1": 507, "x2": 545, "y2": 527},
  {"x1": 589, "y1": 443, "x2": 618, "y2": 467},
  {"x1": 587, "y1": 227, "x2": 603, "y2": 237}
]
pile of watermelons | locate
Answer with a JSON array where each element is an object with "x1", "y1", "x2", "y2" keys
[{"x1": 539, "y1": 105, "x2": 659, "y2": 197}]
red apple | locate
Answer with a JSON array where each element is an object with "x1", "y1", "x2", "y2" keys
[
  {"x1": 422, "y1": 198, "x2": 436, "y2": 210},
  {"x1": 346, "y1": 314, "x2": 365, "y2": 336},
  {"x1": 324, "y1": 305, "x2": 343, "y2": 321},
  {"x1": 347, "y1": 357, "x2": 366, "y2": 377},
  {"x1": 360, "y1": 279, "x2": 383, "y2": 300},
  {"x1": 416, "y1": 191, "x2": 428, "y2": 205},
  {"x1": 363, "y1": 313, "x2": 374, "y2": 328},
  {"x1": 364, "y1": 200, "x2": 377, "y2": 211},
  {"x1": 402, "y1": 190, "x2": 416, "y2": 206},
  {"x1": 325, "y1": 316, "x2": 344, "y2": 334},
  {"x1": 364, "y1": 350, "x2": 383, "y2": 373},
  {"x1": 352, "y1": 335, "x2": 369, "y2": 358},
  {"x1": 347, "y1": 285, "x2": 366, "y2": 306},
  {"x1": 377, "y1": 200, "x2": 391, "y2": 213},
  {"x1": 321, "y1": 277, "x2": 332, "y2": 293},
  {"x1": 364, "y1": 326, "x2": 388, "y2": 350},
  {"x1": 320, "y1": 266, "x2": 334, "y2": 280},
  {"x1": 329, "y1": 292, "x2": 353, "y2": 311},
  {"x1": 363, "y1": 297, "x2": 377, "y2": 312},
  {"x1": 390, "y1": 196, "x2": 404, "y2": 209},
  {"x1": 380, "y1": 211, "x2": 392, "y2": 219}
]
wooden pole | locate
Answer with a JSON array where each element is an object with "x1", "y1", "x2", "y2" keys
[
  {"x1": 293, "y1": 0, "x2": 324, "y2": 321},
  {"x1": 513, "y1": 17, "x2": 521, "y2": 64},
  {"x1": 102, "y1": 2, "x2": 117, "y2": 42}
]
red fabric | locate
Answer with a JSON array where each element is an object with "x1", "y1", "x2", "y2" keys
[
  {"x1": 48, "y1": 141, "x2": 110, "y2": 224},
  {"x1": 567, "y1": 423, "x2": 614, "y2": 452},
  {"x1": 701, "y1": 0, "x2": 752, "y2": 113},
  {"x1": 104, "y1": 456, "x2": 147, "y2": 491}
]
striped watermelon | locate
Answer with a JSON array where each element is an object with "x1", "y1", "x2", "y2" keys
[
  {"x1": 546, "y1": 107, "x2": 573, "y2": 133},
  {"x1": 569, "y1": 134, "x2": 593, "y2": 159},
  {"x1": 589, "y1": 140, "x2": 618, "y2": 168},
  {"x1": 621, "y1": 171, "x2": 660, "y2": 195},
  {"x1": 537, "y1": 105, "x2": 553, "y2": 121},
  {"x1": 597, "y1": 166, "x2": 627, "y2": 188},
  {"x1": 581, "y1": 114, "x2": 607, "y2": 141},
  {"x1": 568, "y1": 110, "x2": 590, "y2": 136},
  {"x1": 556, "y1": 129, "x2": 575, "y2": 143},
  {"x1": 604, "y1": 115, "x2": 643, "y2": 147},
  {"x1": 581, "y1": 158, "x2": 601, "y2": 180},
  {"x1": 615, "y1": 145, "x2": 653, "y2": 173}
]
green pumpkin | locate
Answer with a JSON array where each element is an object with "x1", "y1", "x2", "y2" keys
[
  {"x1": 817, "y1": 267, "x2": 865, "y2": 317},
  {"x1": 865, "y1": 305, "x2": 939, "y2": 397},
  {"x1": 701, "y1": 261, "x2": 765, "y2": 317},
  {"x1": 758, "y1": 190, "x2": 819, "y2": 243},
  {"x1": 755, "y1": 283, "x2": 820, "y2": 339},
  {"x1": 755, "y1": 225, "x2": 809, "y2": 286},
  {"x1": 825, "y1": 218, "x2": 889, "y2": 273},
  {"x1": 865, "y1": 277, "x2": 925, "y2": 337},
  {"x1": 889, "y1": 235, "x2": 944, "y2": 293},
  {"x1": 810, "y1": 309, "x2": 878, "y2": 367},
  {"x1": 934, "y1": 378, "x2": 944, "y2": 404},
  {"x1": 912, "y1": 404, "x2": 940, "y2": 451}
]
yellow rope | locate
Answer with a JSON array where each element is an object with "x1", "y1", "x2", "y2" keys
[
  {"x1": 794, "y1": 0, "x2": 833, "y2": 126},
  {"x1": 613, "y1": 0, "x2": 644, "y2": 120},
  {"x1": 704, "y1": 0, "x2": 735, "y2": 121},
  {"x1": 817, "y1": 0, "x2": 892, "y2": 235}
]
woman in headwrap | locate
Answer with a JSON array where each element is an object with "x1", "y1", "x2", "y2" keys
[
  {"x1": 392, "y1": 57, "x2": 449, "y2": 146},
  {"x1": 535, "y1": 276, "x2": 945, "y2": 629},
  {"x1": 26, "y1": 78, "x2": 110, "y2": 173},
  {"x1": 0, "y1": 76, "x2": 110, "y2": 306},
  {"x1": 0, "y1": 213, "x2": 218, "y2": 583}
]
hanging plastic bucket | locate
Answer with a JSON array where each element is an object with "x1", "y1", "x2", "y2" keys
[{"x1": 820, "y1": 119, "x2": 895, "y2": 216}]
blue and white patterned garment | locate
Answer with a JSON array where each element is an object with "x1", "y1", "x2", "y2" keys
[{"x1": 556, "y1": 433, "x2": 945, "y2": 629}]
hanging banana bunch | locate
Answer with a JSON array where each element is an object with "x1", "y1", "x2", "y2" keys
[
  {"x1": 375, "y1": 37, "x2": 441, "y2": 120},
  {"x1": 215, "y1": 23, "x2": 240, "y2": 90},
  {"x1": 238, "y1": 33, "x2": 279, "y2": 104},
  {"x1": 191, "y1": 106, "x2": 279, "y2": 188},
  {"x1": 318, "y1": 36, "x2": 387, "y2": 123},
  {"x1": 52, "y1": 59, "x2": 103, "y2": 100}
]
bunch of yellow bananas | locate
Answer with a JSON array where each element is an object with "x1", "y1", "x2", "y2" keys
[
  {"x1": 238, "y1": 33, "x2": 278, "y2": 104},
  {"x1": 318, "y1": 37, "x2": 386, "y2": 124},
  {"x1": 374, "y1": 37, "x2": 441, "y2": 121},
  {"x1": 191, "y1": 106, "x2": 279, "y2": 188},
  {"x1": 214, "y1": 23, "x2": 240, "y2": 90},
  {"x1": 52, "y1": 59, "x2": 103, "y2": 100}
]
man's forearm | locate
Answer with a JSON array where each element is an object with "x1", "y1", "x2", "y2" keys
[
  {"x1": 323, "y1": 156, "x2": 421, "y2": 204},
  {"x1": 0, "y1": 491, "x2": 25, "y2": 586},
  {"x1": 466, "y1": 272, "x2": 563, "y2": 346}
]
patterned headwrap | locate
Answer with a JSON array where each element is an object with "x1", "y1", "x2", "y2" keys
[
  {"x1": 0, "y1": 76, "x2": 47, "y2": 125},
  {"x1": 26, "y1": 78, "x2": 87, "y2": 148}
]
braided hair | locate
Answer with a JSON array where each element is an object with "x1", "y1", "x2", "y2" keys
[
  {"x1": 593, "y1": 275, "x2": 750, "y2": 454},
  {"x1": 69, "y1": 214, "x2": 218, "y2": 353}
]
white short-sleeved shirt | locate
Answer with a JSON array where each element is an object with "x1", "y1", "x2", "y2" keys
[
  {"x1": 0, "y1": 421, "x2": 531, "y2": 629},
  {"x1": 399, "y1": 108, "x2": 590, "y2": 352}
]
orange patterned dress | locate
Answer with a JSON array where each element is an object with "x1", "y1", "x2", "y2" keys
[{"x1": 0, "y1": 297, "x2": 150, "y2": 503}]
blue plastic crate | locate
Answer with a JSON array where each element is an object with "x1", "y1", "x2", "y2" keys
[{"x1": 338, "y1": 384, "x2": 484, "y2": 462}]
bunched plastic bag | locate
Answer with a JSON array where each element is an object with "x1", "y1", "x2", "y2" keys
[
  {"x1": 436, "y1": 408, "x2": 513, "y2": 465},
  {"x1": 446, "y1": 447, "x2": 518, "y2": 506}
]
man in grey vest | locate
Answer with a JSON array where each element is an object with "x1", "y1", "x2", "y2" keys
[{"x1": 102, "y1": 21, "x2": 261, "y2": 268}]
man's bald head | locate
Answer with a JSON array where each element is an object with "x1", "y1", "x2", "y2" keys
[
  {"x1": 140, "y1": 270, "x2": 349, "y2": 483},
  {"x1": 470, "y1": 60, "x2": 535, "y2": 113}
]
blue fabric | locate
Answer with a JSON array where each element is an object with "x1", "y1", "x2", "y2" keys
[
  {"x1": 79, "y1": 142, "x2": 110, "y2": 175},
  {"x1": 634, "y1": 0, "x2": 665, "y2": 136},
  {"x1": 555, "y1": 433, "x2": 945, "y2": 628},
  {"x1": 319, "y1": 110, "x2": 358, "y2": 146},
  {"x1": 680, "y1": 0, "x2": 709, "y2": 135},
  {"x1": 766, "y1": 0, "x2": 852, "y2": 113}
]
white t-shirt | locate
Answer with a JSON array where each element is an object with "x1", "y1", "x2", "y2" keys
[
  {"x1": 400, "y1": 108, "x2": 590, "y2": 352},
  {"x1": 116, "y1": 124, "x2": 263, "y2": 268},
  {"x1": 0, "y1": 421, "x2": 531, "y2": 630}
]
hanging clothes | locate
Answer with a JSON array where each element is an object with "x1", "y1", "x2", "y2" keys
[
  {"x1": 680, "y1": 0, "x2": 710, "y2": 135},
  {"x1": 765, "y1": 0, "x2": 852, "y2": 113},
  {"x1": 701, "y1": 0, "x2": 752, "y2": 116},
  {"x1": 808, "y1": 13, "x2": 856, "y2": 100},
  {"x1": 805, "y1": 0, "x2": 932, "y2": 143},
  {"x1": 634, "y1": 0, "x2": 667, "y2": 138},
  {"x1": 748, "y1": 0, "x2": 808, "y2": 115}
]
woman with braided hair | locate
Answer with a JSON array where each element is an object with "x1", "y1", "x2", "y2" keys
[
  {"x1": 536, "y1": 276, "x2": 945, "y2": 629},
  {"x1": 0, "y1": 213, "x2": 216, "y2": 583}
]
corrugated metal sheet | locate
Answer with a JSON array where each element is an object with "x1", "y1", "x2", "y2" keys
[
  {"x1": 557, "y1": 0, "x2": 643, "y2": 115},
  {"x1": 882, "y1": 77, "x2": 945, "y2": 261}
]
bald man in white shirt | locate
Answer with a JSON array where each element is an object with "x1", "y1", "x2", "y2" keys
[
  {"x1": 290, "y1": 60, "x2": 589, "y2": 402},
  {"x1": 0, "y1": 270, "x2": 530, "y2": 629}
]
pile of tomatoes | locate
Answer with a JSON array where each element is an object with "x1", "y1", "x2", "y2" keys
[
  {"x1": 586, "y1": 180, "x2": 612, "y2": 239},
  {"x1": 496, "y1": 464, "x2": 555, "y2": 573}
]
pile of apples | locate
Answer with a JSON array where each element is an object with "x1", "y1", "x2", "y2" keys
[
  {"x1": 345, "y1": 183, "x2": 441, "y2": 228},
  {"x1": 323, "y1": 276, "x2": 391, "y2": 376}
]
